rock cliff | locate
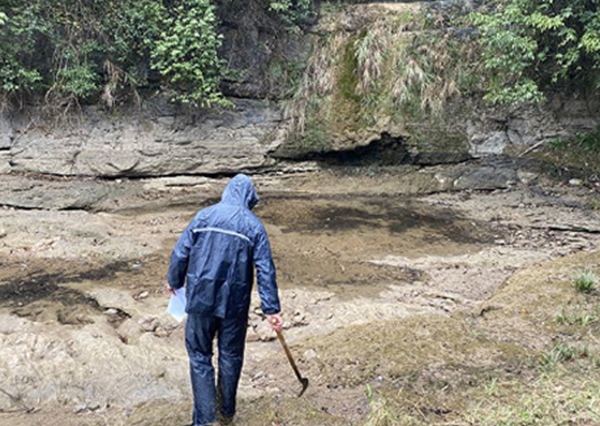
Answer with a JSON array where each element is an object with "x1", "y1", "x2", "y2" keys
[{"x1": 0, "y1": 2, "x2": 598, "y2": 179}]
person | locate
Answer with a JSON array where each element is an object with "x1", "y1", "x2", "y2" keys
[{"x1": 166, "y1": 173, "x2": 283, "y2": 426}]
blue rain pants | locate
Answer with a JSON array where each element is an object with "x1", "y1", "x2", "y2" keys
[{"x1": 186, "y1": 313, "x2": 248, "y2": 426}]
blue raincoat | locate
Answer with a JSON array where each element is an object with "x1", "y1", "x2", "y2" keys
[{"x1": 167, "y1": 173, "x2": 281, "y2": 426}]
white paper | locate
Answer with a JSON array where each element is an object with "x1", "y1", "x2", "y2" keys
[{"x1": 167, "y1": 288, "x2": 187, "y2": 322}]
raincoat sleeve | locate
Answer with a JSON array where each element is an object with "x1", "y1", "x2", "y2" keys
[
  {"x1": 166, "y1": 221, "x2": 194, "y2": 290},
  {"x1": 254, "y1": 226, "x2": 281, "y2": 315}
]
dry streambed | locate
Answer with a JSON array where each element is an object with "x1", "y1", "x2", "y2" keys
[{"x1": 0, "y1": 171, "x2": 600, "y2": 425}]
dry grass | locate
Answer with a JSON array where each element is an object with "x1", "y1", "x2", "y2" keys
[
  {"x1": 353, "y1": 18, "x2": 462, "y2": 118},
  {"x1": 284, "y1": 33, "x2": 344, "y2": 136},
  {"x1": 276, "y1": 251, "x2": 600, "y2": 426}
]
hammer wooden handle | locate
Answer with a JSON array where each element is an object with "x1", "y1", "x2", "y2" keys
[{"x1": 276, "y1": 330, "x2": 304, "y2": 383}]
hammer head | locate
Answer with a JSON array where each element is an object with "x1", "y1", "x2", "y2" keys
[{"x1": 298, "y1": 378, "x2": 309, "y2": 397}]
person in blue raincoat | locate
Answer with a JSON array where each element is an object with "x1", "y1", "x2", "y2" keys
[{"x1": 166, "y1": 173, "x2": 283, "y2": 426}]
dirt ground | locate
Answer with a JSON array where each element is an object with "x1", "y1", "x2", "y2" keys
[{"x1": 1, "y1": 167, "x2": 600, "y2": 425}]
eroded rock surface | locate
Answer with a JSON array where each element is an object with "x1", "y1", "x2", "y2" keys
[{"x1": 4, "y1": 99, "x2": 283, "y2": 177}]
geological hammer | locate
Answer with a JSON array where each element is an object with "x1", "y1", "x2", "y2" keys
[{"x1": 276, "y1": 330, "x2": 309, "y2": 397}]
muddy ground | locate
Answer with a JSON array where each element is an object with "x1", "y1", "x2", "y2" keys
[{"x1": 1, "y1": 165, "x2": 600, "y2": 426}]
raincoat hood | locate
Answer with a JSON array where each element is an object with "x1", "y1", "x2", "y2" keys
[{"x1": 221, "y1": 174, "x2": 259, "y2": 210}]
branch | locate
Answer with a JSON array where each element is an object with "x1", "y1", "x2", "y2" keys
[{"x1": 518, "y1": 140, "x2": 547, "y2": 157}]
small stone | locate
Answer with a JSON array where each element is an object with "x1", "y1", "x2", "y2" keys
[
  {"x1": 138, "y1": 317, "x2": 159, "y2": 332},
  {"x1": 252, "y1": 319, "x2": 275, "y2": 341},
  {"x1": 303, "y1": 349, "x2": 318, "y2": 361},
  {"x1": 246, "y1": 332, "x2": 261, "y2": 343},
  {"x1": 517, "y1": 171, "x2": 538, "y2": 184},
  {"x1": 117, "y1": 319, "x2": 143, "y2": 342},
  {"x1": 138, "y1": 291, "x2": 149, "y2": 299},
  {"x1": 292, "y1": 310, "x2": 306, "y2": 326},
  {"x1": 74, "y1": 403, "x2": 88, "y2": 413},
  {"x1": 88, "y1": 403, "x2": 101, "y2": 412},
  {"x1": 569, "y1": 178, "x2": 583, "y2": 186},
  {"x1": 153, "y1": 326, "x2": 169, "y2": 338}
]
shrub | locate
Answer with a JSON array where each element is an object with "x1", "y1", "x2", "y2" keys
[{"x1": 151, "y1": 0, "x2": 229, "y2": 107}]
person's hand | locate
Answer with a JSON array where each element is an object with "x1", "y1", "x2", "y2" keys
[
  {"x1": 165, "y1": 282, "x2": 176, "y2": 296},
  {"x1": 267, "y1": 313, "x2": 283, "y2": 332}
]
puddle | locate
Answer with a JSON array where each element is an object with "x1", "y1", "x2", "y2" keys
[
  {"x1": 0, "y1": 194, "x2": 496, "y2": 315},
  {"x1": 259, "y1": 196, "x2": 494, "y2": 245}
]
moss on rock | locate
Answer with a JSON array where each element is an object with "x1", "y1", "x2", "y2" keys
[{"x1": 276, "y1": 3, "x2": 477, "y2": 163}]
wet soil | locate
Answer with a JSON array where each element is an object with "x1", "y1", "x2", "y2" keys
[{"x1": 1, "y1": 169, "x2": 600, "y2": 425}]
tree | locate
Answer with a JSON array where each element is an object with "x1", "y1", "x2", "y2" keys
[{"x1": 469, "y1": 0, "x2": 600, "y2": 104}]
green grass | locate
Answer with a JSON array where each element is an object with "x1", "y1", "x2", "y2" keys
[
  {"x1": 555, "y1": 310, "x2": 598, "y2": 327},
  {"x1": 540, "y1": 344, "x2": 590, "y2": 369},
  {"x1": 574, "y1": 270, "x2": 597, "y2": 293}
]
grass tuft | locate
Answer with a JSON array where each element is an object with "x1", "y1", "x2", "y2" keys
[
  {"x1": 540, "y1": 344, "x2": 589, "y2": 369},
  {"x1": 574, "y1": 270, "x2": 597, "y2": 293},
  {"x1": 363, "y1": 389, "x2": 401, "y2": 426}
]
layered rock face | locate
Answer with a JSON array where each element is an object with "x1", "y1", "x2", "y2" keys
[
  {"x1": 1, "y1": 96, "x2": 597, "y2": 179},
  {"x1": 466, "y1": 99, "x2": 599, "y2": 157},
  {"x1": 1, "y1": 99, "x2": 284, "y2": 177}
]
